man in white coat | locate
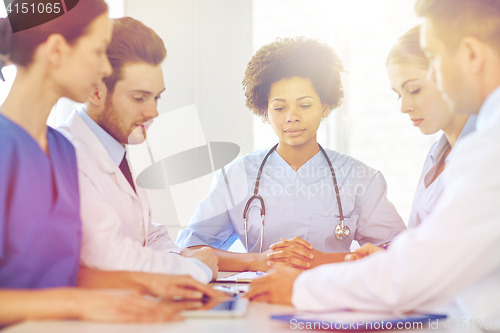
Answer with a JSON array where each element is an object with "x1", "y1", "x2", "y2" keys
[
  {"x1": 246, "y1": 0, "x2": 500, "y2": 323},
  {"x1": 58, "y1": 17, "x2": 218, "y2": 284}
]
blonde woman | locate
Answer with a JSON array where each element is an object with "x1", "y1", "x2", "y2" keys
[{"x1": 346, "y1": 25, "x2": 476, "y2": 260}]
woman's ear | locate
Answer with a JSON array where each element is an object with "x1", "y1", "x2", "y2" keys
[
  {"x1": 322, "y1": 104, "x2": 330, "y2": 118},
  {"x1": 43, "y1": 34, "x2": 68, "y2": 67},
  {"x1": 264, "y1": 109, "x2": 270, "y2": 123}
]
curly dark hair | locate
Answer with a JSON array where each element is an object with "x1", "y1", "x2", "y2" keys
[{"x1": 243, "y1": 37, "x2": 345, "y2": 120}]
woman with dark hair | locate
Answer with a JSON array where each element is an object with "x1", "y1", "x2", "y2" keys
[
  {"x1": 0, "y1": 0, "x2": 199, "y2": 325},
  {"x1": 177, "y1": 37, "x2": 406, "y2": 272}
]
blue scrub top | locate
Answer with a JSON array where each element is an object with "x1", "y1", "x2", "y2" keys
[
  {"x1": 0, "y1": 114, "x2": 81, "y2": 288},
  {"x1": 177, "y1": 147, "x2": 406, "y2": 253}
]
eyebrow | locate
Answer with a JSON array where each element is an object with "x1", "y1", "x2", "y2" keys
[
  {"x1": 270, "y1": 96, "x2": 315, "y2": 103},
  {"x1": 401, "y1": 79, "x2": 419, "y2": 89},
  {"x1": 129, "y1": 88, "x2": 166, "y2": 96}
]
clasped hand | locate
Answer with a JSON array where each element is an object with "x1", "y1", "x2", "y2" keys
[
  {"x1": 256, "y1": 238, "x2": 381, "y2": 271},
  {"x1": 265, "y1": 237, "x2": 322, "y2": 270}
]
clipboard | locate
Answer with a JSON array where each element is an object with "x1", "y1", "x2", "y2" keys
[{"x1": 271, "y1": 310, "x2": 447, "y2": 330}]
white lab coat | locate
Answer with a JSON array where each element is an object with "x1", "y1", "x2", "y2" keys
[
  {"x1": 291, "y1": 87, "x2": 500, "y2": 322},
  {"x1": 408, "y1": 116, "x2": 476, "y2": 228},
  {"x1": 58, "y1": 111, "x2": 211, "y2": 283}
]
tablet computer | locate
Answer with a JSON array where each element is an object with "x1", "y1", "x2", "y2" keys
[
  {"x1": 272, "y1": 310, "x2": 446, "y2": 330},
  {"x1": 182, "y1": 298, "x2": 248, "y2": 318}
]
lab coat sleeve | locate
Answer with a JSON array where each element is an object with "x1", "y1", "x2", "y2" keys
[
  {"x1": 78, "y1": 172, "x2": 211, "y2": 284},
  {"x1": 176, "y1": 169, "x2": 237, "y2": 250},
  {"x1": 146, "y1": 219, "x2": 181, "y2": 253},
  {"x1": 145, "y1": 219, "x2": 215, "y2": 280},
  {"x1": 354, "y1": 171, "x2": 406, "y2": 246},
  {"x1": 292, "y1": 132, "x2": 500, "y2": 319}
]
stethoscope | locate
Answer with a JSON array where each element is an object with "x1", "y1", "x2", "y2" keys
[{"x1": 242, "y1": 143, "x2": 350, "y2": 253}]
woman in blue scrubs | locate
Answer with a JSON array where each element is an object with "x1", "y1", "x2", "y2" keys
[
  {"x1": 0, "y1": 1, "x2": 196, "y2": 325},
  {"x1": 177, "y1": 37, "x2": 406, "y2": 271}
]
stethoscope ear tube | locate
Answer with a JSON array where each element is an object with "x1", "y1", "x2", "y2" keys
[
  {"x1": 318, "y1": 144, "x2": 350, "y2": 241},
  {"x1": 243, "y1": 194, "x2": 266, "y2": 253}
]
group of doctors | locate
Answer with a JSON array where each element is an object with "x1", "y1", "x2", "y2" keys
[{"x1": 0, "y1": 0, "x2": 499, "y2": 327}]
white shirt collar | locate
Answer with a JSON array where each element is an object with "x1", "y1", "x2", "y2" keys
[{"x1": 429, "y1": 115, "x2": 476, "y2": 165}]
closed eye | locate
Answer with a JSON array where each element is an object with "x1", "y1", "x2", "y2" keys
[{"x1": 410, "y1": 88, "x2": 421, "y2": 95}]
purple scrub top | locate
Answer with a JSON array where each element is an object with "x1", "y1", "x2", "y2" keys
[{"x1": 0, "y1": 114, "x2": 81, "y2": 288}]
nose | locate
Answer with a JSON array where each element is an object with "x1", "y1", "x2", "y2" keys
[
  {"x1": 143, "y1": 100, "x2": 159, "y2": 120},
  {"x1": 286, "y1": 105, "x2": 301, "y2": 123},
  {"x1": 400, "y1": 95, "x2": 413, "y2": 114}
]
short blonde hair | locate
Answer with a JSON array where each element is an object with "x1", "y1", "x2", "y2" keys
[{"x1": 386, "y1": 25, "x2": 428, "y2": 70}]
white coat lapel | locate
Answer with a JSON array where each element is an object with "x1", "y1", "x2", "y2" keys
[{"x1": 61, "y1": 111, "x2": 138, "y2": 200}]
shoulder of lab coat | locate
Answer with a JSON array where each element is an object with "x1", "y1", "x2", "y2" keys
[{"x1": 57, "y1": 111, "x2": 211, "y2": 283}]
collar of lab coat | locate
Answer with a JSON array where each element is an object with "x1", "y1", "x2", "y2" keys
[{"x1": 59, "y1": 110, "x2": 138, "y2": 199}]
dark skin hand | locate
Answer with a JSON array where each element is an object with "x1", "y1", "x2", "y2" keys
[
  {"x1": 188, "y1": 237, "x2": 351, "y2": 272},
  {"x1": 187, "y1": 245, "x2": 272, "y2": 272},
  {"x1": 266, "y1": 237, "x2": 351, "y2": 270}
]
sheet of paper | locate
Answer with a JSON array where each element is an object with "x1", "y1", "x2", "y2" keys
[{"x1": 216, "y1": 271, "x2": 265, "y2": 282}]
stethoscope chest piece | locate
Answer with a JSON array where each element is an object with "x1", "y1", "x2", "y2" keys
[{"x1": 335, "y1": 221, "x2": 350, "y2": 241}]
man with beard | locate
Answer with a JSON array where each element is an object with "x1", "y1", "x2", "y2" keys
[{"x1": 58, "y1": 17, "x2": 218, "y2": 284}]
